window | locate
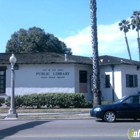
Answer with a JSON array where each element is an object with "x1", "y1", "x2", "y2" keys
[
  {"x1": 79, "y1": 71, "x2": 87, "y2": 83},
  {"x1": 124, "y1": 96, "x2": 139, "y2": 104},
  {"x1": 126, "y1": 74, "x2": 138, "y2": 87},
  {"x1": 105, "y1": 75, "x2": 110, "y2": 88},
  {"x1": 79, "y1": 71, "x2": 87, "y2": 93},
  {"x1": 0, "y1": 70, "x2": 6, "y2": 93}
]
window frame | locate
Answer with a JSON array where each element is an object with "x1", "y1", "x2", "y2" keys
[
  {"x1": 0, "y1": 69, "x2": 6, "y2": 93},
  {"x1": 126, "y1": 74, "x2": 138, "y2": 87},
  {"x1": 79, "y1": 70, "x2": 87, "y2": 83},
  {"x1": 105, "y1": 74, "x2": 110, "y2": 88}
]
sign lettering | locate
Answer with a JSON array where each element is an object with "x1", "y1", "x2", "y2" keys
[{"x1": 36, "y1": 69, "x2": 70, "y2": 79}]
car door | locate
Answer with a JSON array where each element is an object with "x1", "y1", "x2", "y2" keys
[{"x1": 117, "y1": 96, "x2": 139, "y2": 118}]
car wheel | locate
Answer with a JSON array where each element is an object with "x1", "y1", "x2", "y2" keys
[{"x1": 104, "y1": 111, "x2": 116, "y2": 122}]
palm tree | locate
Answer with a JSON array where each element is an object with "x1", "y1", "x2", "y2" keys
[
  {"x1": 90, "y1": 0, "x2": 101, "y2": 106},
  {"x1": 131, "y1": 11, "x2": 140, "y2": 61},
  {"x1": 119, "y1": 20, "x2": 132, "y2": 60}
]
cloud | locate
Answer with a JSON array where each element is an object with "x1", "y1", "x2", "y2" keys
[
  {"x1": 60, "y1": 21, "x2": 139, "y2": 60},
  {"x1": 60, "y1": 26, "x2": 91, "y2": 56}
]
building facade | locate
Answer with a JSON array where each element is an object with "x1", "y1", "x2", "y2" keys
[
  {"x1": 0, "y1": 53, "x2": 140, "y2": 102},
  {"x1": 100, "y1": 56, "x2": 140, "y2": 101},
  {"x1": 0, "y1": 53, "x2": 92, "y2": 100}
]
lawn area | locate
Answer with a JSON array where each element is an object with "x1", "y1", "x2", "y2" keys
[
  {"x1": 0, "y1": 107, "x2": 91, "y2": 113},
  {"x1": 0, "y1": 107, "x2": 91, "y2": 120}
]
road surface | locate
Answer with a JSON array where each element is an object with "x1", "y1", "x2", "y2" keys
[{"x1": 0, "y1": 118, "x2": 140, "y2": 140}]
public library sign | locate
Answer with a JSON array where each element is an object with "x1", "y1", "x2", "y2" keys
[{"x1": 36, "y1": 68, "x2": 70, "y2": 79}]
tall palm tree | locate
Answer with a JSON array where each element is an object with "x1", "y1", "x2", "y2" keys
[
  {"x1": 119, "y1": 20, "x2": 132, "y2": 60},
  {"x1": 131, "y1": 11, "x2": 140, "y2": 61},
  {"x1": 90, "y1": 0, "x2": 101, "y2": 106}
]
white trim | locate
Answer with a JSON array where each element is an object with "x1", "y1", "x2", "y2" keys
[{"x1": 6, "y1": 87, "x2": 75, "y2": 96}]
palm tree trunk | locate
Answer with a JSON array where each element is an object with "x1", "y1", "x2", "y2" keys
[
  {"x1": 90, "y1": 0, "x2": 101, "y2": 106},
  {"x1": 137, "y1": 38, "x2": 140, "y2": 61},
  {"x1": 137, "y1": 31, "x2": 140, "y2": 61},
  {"x1": 124, "y1": 36, "x2": 132, "y2": 60}
]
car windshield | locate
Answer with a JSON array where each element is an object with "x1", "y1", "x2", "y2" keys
[{"x1": 113, "y1": 96, "x2": 128, "y2": 104}]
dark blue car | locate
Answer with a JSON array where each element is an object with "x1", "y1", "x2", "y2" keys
[{"x1": 90, "y1": 94, "x2": 140, "y2": 122}]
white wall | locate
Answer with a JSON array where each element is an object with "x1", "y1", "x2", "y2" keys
[
  {"x1": 100, "y1": 66, "x2": 113, "y2": 101},
  {"x1": 6, "y1": 64, "x2": 75, "y2": 96},
  {"x1": 121, "y1": 65, "x2": 140, "y2": 97},
  {"x1": 100, "y1": 64, "x2": 140, "y2": 101},
  {"x1": 113, "y1": 66, "x2": 122, "y2": 100},
  {"x1": 100, "y1": 65, "x2": 122, "y2": 101},
  {"x1": 4, "y1": 62, "x2": 140, "y2": 101}
]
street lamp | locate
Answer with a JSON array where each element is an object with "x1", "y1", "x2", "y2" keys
[{"x1": 6, "y1": 53, "x2": 18, "y2": 119}]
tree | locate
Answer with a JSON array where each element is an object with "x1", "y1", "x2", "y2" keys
[
  {"x1": 119, "y1": 20, "x2": 132, "y2": 60},
  {"x1": 131, "y1": 11, "x2": 140, "y2": 61},
  {"x1": 90, "y1": 0, "x2": 101, "y2": 107},
  {"x1": 5, "y1": 27, "x2": 72, "y2": 54}
]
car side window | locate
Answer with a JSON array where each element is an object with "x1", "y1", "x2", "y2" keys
[{"x1": 124, "y1": 96, "x2": 139, "y2": 104}]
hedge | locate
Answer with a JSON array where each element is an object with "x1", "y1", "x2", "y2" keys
[
  {"x1": 0, "y1": 98, "x2": 5, "y2": 106},
  {"x1": 5, "y1": 93, "x2": 92, "y2": 109}
]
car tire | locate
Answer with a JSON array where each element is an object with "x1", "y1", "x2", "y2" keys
[{"x1": 104, "y1": 111, "x2": 116, "y2": 122}]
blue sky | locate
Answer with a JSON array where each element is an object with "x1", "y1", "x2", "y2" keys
[{"x1": 0, "y1": 0, "x2": 140, "y2": 60}]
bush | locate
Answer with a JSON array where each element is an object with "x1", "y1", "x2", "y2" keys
[
  {"x1": 54, "y1": 93, "x2": 72, "y2": 108},
  {"x1": 72, "y1": 93, "x2": 86, "y2": 108},
  {"x1": 5, "y1": 93, "x2": 91, "y2": 108},
  {"x1": 25, "y1": 94, "x2": 41, "y2": 108},
  {"x1": 5, "y1": 96, "x2": 10, "y2": 107},
  {"x1": 0, "y1": 98, "x2": 5, "y2": 106},
  {"x1": 5, "y1": 95, "x2": 23, "y2": 108},
  {"x1": 84, "y1": 101, "x2": 93, "y2": 108}
]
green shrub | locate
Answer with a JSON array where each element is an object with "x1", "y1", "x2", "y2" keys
[
  {"x1": 0, "y1": 97, "x2": 5, "y2": 106},
  {"x1": 5, "y1": 95, "x2": 23, "y2": 108},
  {"x1": 5, "y1": 96, "x2": 10, "y2": 107},
  {"x1": 28, "y1": 94, "x2": 42, "y2": 109},
  {"x1": 22, "y1": 94, "x2": 30, "y2": 107},
  {"x1": 55, "y1": 93, "x2": 72, "y2": 108},
  {"x1": 84, "y1": 101, "x2": 93, "y2": 108},
  {"x1": 5, "y1": 93, "x2": 91, "y2": 108},
  {"x1": 72, "y1": 93, "x2": 86, "y2": 108}
]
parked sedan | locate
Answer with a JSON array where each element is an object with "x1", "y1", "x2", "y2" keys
[{"x1": 90, "y1": 94, "x2": 140, "y2": 122}]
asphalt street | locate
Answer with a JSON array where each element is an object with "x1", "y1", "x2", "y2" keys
[{"x1": 0, "y1": 118, "x2": 140, "y2": 140}]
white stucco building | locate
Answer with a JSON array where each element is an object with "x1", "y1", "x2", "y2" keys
[
  {"x1": 100, "y1": 55, "x2": 140, "y2": 101},
  {"x1": 0, "y1": 53, "x2": 140, "y2": 101}
]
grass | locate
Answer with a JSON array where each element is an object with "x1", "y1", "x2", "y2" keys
[
  {"x1": 0, "y1": 107, "x2": 91, "y2": 120},
  {"x1": 0, "y1": 108, "x2": 91, "y2": 114},
  {"x1": 0, "y1": 116, "x2": 5, "y2": 119},
  {"x1": 18, "y1": 115, "x2": 91, "y2": 120}
]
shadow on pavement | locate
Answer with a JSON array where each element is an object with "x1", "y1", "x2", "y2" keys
[{"x1": 0, "y1": 120, "x2": 51, "y2": 139}]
